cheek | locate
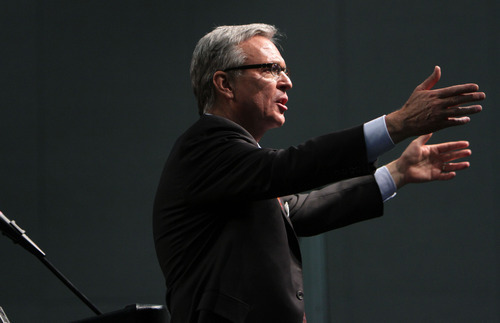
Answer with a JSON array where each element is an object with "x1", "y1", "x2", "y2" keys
[{"x1": 262, "y1": 87, "x2": 277, "y2": 107}]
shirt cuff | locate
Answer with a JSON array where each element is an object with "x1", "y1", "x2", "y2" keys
[
  {"x1": 375, "y1": 166, "x2": 397, "y2": 202},
  {"x1": 364, "y1": 115, "x2": 395, "y2": 162}
]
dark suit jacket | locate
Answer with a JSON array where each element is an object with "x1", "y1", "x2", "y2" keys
[{"x1": 153, "y1": 114, "x2": 384, "y2": 323}]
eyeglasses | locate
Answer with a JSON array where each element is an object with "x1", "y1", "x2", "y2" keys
[{"x1": 223, "y1": 63, "x2": 290, "y2": 78}]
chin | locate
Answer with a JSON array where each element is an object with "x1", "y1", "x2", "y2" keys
[
  {"x1": 263, "y1": 113, "x2": 285, "y2": 130},
  {"x1": 277, "y1": 114, "x2": 286, "y2": 126}
]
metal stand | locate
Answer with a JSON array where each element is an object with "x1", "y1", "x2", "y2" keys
[
  {"x1": 0, "y1": 211, "x2": 101, "y2": 315},
  {"x1": 39, "y1": 257, "x2": 102, "y2": 315},
  {"x1": 0, "y1": 307, "x2": 11, "y2": 323},
  {"x1": 1, "y1": 211, "x2": 169, "y2": 322}
]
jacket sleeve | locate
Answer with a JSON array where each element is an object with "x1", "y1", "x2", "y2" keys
[
  {"x1": 174, "y1": 116, "x2": 377, "y2": 205},
  {"x1": 285, "y1": 175, "x2": 384, "y2": 237}
]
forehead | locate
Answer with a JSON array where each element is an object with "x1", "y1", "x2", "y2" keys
[{"x1": 239, "y1": 35, "x2": 285, "y2": 65}]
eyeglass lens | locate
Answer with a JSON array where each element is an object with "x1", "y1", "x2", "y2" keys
[{"x1": 271, "y1": 63, "x2": 289, "y2": 77}]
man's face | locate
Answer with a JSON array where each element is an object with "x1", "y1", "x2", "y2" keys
[{"x1": 230, "y1": 36, "x2": 293, "y2": 138}]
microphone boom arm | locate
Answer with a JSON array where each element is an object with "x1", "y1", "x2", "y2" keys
[{"x1": 0, "y1": 211, "x2": 102, "y2": 315}]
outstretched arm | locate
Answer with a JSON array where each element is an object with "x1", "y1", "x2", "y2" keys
[
  {"x1": 386, "y1": 134, "x2": 471, "y2": 189},
  {"x1": 385, "y1": 66, "x2": 485, "y2": 144}
]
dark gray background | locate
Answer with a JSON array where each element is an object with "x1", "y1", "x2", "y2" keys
[{"x1": 1, "y1": 0, "x2": 498, "y2": 322}]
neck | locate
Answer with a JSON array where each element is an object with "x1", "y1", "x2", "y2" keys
[{"x1": 208, "y1": 106, "x2": 264, "y2": 142}]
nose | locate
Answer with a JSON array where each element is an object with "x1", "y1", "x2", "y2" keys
[{"x1": 277, "y1": 71, "x2": 292, "y2": 91}]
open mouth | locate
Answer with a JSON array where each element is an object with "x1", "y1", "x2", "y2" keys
[{"x1": 276, "y1": 97, "x2": 288, "y2": 112}]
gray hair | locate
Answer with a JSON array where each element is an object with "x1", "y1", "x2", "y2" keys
[{"x1": 190, "y1": 23, "x2": 279, "y2": 115}]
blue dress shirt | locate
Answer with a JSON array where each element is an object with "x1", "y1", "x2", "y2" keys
[{"x1": 363, "y1": 116, "x2": 397, "y2": 202}]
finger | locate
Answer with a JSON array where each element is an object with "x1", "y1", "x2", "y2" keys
[
  {"x1": 441, "y1": 117, "x2": 471, "y2": 128},
  {"x1": 442, "y1": 161, "x2": 470, "y2": 172},
  {"x1": 445, "y1": 105, "x2": 483, "y2": 118},
  {"x1": 436, "y1": 172, "x2": 457, "y2": 181},
  {"x1": 416, "y1": 66, "x2": 441, "y2": 91},
  {"x1": 439, "y1": 93, "x2": 486, "y2": 109},
  {"x1": 441, "y1": 149, "x2": 472, "y2": 162},
  {"x1": 434, "y1": 140, "x2": 470, "y2": 153},
  {"x1": 436, "y1": 84, "x2": 482, "y2": 98}
]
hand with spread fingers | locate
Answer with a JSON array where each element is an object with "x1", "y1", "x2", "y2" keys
[
  {"x1": 386, "y1": 66, "x2": 485, "y2": 144},
  {"x1": 386, "y1": 133, "x2": 472, "y2": 189}
]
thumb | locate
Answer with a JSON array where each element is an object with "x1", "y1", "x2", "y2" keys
[
  {"x1": 416, "y1": 66, "x2": 441, "y2": 91},
  {"x1": 414, "y1": 133, "x2": 433, "y2": 146}
]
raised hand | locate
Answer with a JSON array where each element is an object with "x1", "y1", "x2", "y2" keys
[
  {"x1": 385, "y1": 66, "x2": 485, "y2": 143},
  {"x1": 386, "y1": 133, "x2": 472, "y2": 189}
]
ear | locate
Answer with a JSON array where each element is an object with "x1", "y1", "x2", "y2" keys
[{"x1": 213, "y1": 71, "x2": 235, "y2": 100}]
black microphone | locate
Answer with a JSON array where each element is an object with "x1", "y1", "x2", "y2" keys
[
  {"x1": 0, "y1": 210, "x2": 102, "y2": 315},
  {"x1": 0, "y1": 211, "x2": 45, "y2": 258}
]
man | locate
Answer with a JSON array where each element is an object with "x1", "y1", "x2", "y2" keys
[{"x1": 153, "y1": 24, "x2": 485, "y2": 323}]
